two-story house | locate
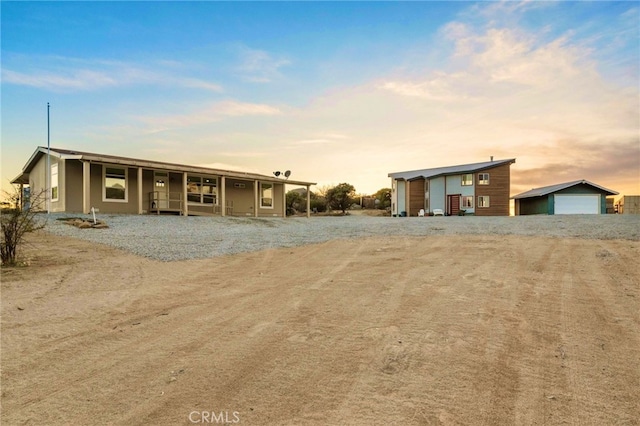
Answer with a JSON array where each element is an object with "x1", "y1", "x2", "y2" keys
[{"x1": 388, "y1": 158, "x2": 516, "y2": 216}]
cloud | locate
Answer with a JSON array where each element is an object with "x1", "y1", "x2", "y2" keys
[
  {"x1": 235, "y1": 45, "x2": 291, "y2": 83},
  {"x1": 512, "y1": 138, "x2": 639, "y2": 195},
  {"x1": 136, "y1": 100, "x2": 282, "y2": 130},
  {"x1": 1, "y1": 56, "x2": 223, "y2": 92}
]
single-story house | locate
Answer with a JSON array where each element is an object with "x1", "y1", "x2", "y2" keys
[
  {"x1": 388, "y1": 158, "x2": 516, "y2": 216},
  {"x1": 512, "y1": 180, "x2": 618, "y2": 215},
  {"x1": 12, "y1": 146, "x2": 316, "y2": 217}
]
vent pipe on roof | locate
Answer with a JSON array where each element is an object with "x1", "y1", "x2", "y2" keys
[{"x1": 490, "y1": 156, "x2": 494, "y2": 162}]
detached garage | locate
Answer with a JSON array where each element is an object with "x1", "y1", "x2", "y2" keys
[{"x1": 513, "y1": 180, "x2": 618, "y2": 215}]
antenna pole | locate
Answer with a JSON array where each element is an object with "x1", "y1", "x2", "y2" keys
[{"x1": 47, "y1": 102, "x2": 51, "y2": 214}]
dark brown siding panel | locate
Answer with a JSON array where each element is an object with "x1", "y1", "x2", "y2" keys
[
  {"x1": 409, "y1": 178, "x2": 425, "y2": 216},
  {"x1": 475, "y1": 163, "x2": 511, "y2": 216}
]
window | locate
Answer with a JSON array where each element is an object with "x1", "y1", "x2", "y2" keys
[
  {"x1": 260, "y1": 182, "x2": 273, "y2": 208},
  {"x1": 461, "y1": 174, "x2": 473, "y2": 186},
  {"x1": 478, "y1": 196, "x2": 490, "y2": 207},
  {"x1": 187, "y1": 175, "x2": 217, "y2": 204},
  {"x1": 461, "y1": 196, "x2": 473, "y2": 208},
  {"x1": 51, "y1": 163, "x2": 59, "y2": 201},
  {"x1": 478, "y1": 173, "x2": 490, "y2": 185},
  {"x1": 104, "y1": 166, "x2": 127, "y2": 201}
]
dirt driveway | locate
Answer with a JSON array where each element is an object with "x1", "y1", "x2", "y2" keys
[{"x1": 2, "y1": 232, "x2": 639, "y2": 425}]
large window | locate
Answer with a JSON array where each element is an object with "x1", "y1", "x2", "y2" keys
[
  {"x1": 260, "y1": 182, "x2": 273, "y2": 208},
  {"x1": 461, "y1": 174, "x2": 473, "y2": 186},
  {"x1": 461, "y1": 196, "x2": 473, "y2": 208},
  {"x1": 478, "y1": 196, "x2": 490, "y2": 207},
  {"x1": 187, "y1": 175, "x2": 217, "y2": 204},
  {"x1": 478, "y1": 173, "x2": 490, "y2": 185},
  {"x1": 103, "y1": 166, "x2": 127, "y2": 202},
  {"x1": 51, "y1": 163, "x2": 59, "y2": 201}
]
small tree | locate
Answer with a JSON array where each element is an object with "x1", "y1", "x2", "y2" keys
[
  {"x1": 372, "y1": 187, "x2": 392, "y2": 210},
  {"x1": 1, "y1": 188, "x2": 46, "y2": 266},
  {"x1": 309, "y1": 191, "x2": 327, "y2": 213},
  {"x1": 326, "y1": 183, "x2": 356, "y2": 214},
  {"x1": 286, "y1": 190, "x2": 305, "y2": 215}
]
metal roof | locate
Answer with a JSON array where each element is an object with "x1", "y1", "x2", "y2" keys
[
  {"x1": 512, "y1": 180, "x2": 619, "y2": 199},
  {"x1": 388, "y1": 158, "x2": 516, "y2": 181},
  {"x1": 12, "y1": 146, "x2": 316, "y2": 186}
]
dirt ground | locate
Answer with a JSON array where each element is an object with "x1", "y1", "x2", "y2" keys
[{"x1": 1, "y1": 232, "x2": 639, "y2": 425}]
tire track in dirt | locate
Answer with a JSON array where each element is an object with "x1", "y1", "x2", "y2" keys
[
  {"x1": 3, "y1": 234, "x2": 638, "y2": 425},
  {"x1": 109, "y1": 240, "x2": 372, "y2": 424},
  {"x1": 557, "y1": 239, "x2": 640, "y2": 425}
]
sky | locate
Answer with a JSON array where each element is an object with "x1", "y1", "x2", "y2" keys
[{"x1": 2, "y1": 1, "x2": 639, "y2": 198}]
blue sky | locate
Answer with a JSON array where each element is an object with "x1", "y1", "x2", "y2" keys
[{"x1": 2, "y1": 1, "x2": 639, "y2": 197}]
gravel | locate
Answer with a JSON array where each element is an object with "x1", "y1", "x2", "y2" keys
[{"x1": 42, "y1": 213, "x2": 639, "y2": 262}]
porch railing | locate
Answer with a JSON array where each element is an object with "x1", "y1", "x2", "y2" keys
[
  {"x1": 149, "y1": 191, "x2": 183, "y2": 214},
  {"x1": 149, "y1": 192, "x2": 233, "y2": 216}
]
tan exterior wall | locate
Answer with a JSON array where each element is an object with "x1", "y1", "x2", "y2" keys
[
  {"x1": 28, "y1": 155, "x2": 66, "y2": 211},
  {"x1": 257, "y1": 182, "x2": 284, "y2": 217},
  {"x1": 28, "y1": 156, "x2": 46, "y2": 211},
  {"x1": 224, "y1": 179, "x2": 254, "y2": 215},
  {"x1": 474, "y1": 163, "x2": 511, "y2": 216},
  {"x1": 221, "y1": 179, "x2": 284, "y2": 217},
  {"x1": 65, "y1": 160, "x2": 84, "y2": 213},
  {"x1": 89, "y1": 163, "x2": 139, "y2": 214}
]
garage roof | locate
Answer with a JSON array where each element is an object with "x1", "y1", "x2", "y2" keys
[{"x1": 512, "y1": 180, "x2": 618, "y2": 199}]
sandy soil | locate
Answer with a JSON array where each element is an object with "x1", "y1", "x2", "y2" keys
[{"x1": 1, "y1": 231, "x2": 639, "y2": 425}]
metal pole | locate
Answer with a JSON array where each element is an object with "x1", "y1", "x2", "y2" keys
[{"x1": 47, "y1": 102, "x2": 51, "y2": 214}]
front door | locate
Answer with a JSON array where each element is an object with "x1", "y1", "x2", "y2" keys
[
  {"x1": 154, "y1": 171, "x2": 170, "y2": 209},
  {"x1": 448, "y1": 194, "x2": 460, "y2": 216}
]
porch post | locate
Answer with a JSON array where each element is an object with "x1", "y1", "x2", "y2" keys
[
  {"x1": 306, "y1": 185, "x2": 311, "y2": 218},
  {"x1": 19, "y1": 183, "x2": 24, "y2": 209},
  {"x1": 182, "y1": 172, "x2": 188, "y2": 216},
  {"x1": 282, "y1": 183, "x2": 286, "y2": 218},
  {"x1": 82, "y1": 161, "x2": 91, "y2": 214},
  {"x1": 220, "y1": 176, "x2": 226, "y2": 217},
  {"x1": 137, "y1": 167, "x2": 143, "y2": 214},
  {"x1": 254, "y1": 180, "x2": 259, "y2": 217}
]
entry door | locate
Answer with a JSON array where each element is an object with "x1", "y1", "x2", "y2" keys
[
  {"x1": 154, "y1": 172, "x2": 170, "y2": 209},
  {"x1": 447, "y1": 194, "x2": 460, "y2": 215}
]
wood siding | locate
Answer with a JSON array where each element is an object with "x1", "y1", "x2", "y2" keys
[
  {"x1": 474, "y1": 163, "x2": 511, "y2": 216},
  {"x1": 409, "y1": 178, "x2": 425, "y2": 216}
]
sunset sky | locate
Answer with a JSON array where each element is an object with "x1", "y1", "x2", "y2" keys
[{"x1": 2, "y1": 1, "x2": 638, "y2": 198}]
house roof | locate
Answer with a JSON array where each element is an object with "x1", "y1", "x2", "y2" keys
[
  {"x1": 512, "y1": 180, "x2": 619, "y2": 199},
  {"x1": 11, "y1": 146, "x2": 316, "y2": 186},
  {"x1": 388, "y1": 158, "x2": 516, "y2": 181}
]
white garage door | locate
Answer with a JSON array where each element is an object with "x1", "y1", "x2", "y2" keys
[{"x1": 554, "y1": 194, "x2": 600, "y2": 214}]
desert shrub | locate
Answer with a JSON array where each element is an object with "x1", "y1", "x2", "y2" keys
[
  {"x1": 1, "y1": 188, "x2": 46, "y2": 266},
  {"x1": 326, "y1": 183, "x2": 356, "y2": 214}
]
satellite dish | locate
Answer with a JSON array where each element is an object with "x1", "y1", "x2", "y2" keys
[
  {"x1": 284, "y1": 170, "x2": 291, "y2": 179},
  {"x1": 273, "y1": 171, "x2": 281, "y2": 177}
]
